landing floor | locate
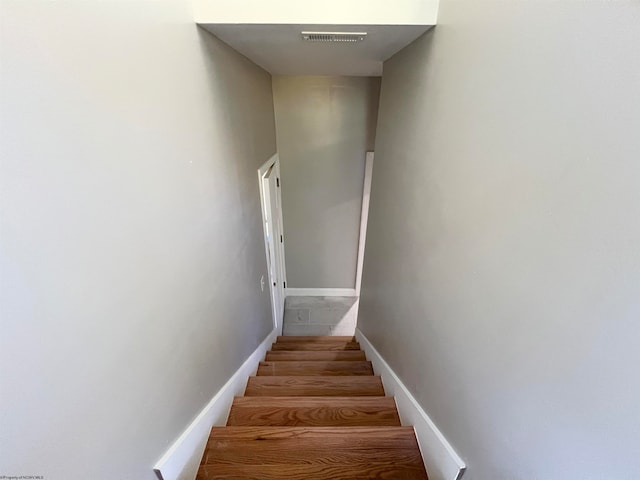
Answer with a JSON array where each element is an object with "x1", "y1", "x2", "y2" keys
[{"x1": 283, "y1": 296, "x2": 358, "y2": 336}]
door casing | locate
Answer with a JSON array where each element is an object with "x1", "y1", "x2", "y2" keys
[{"x1": 257, "y1": 154, "x2": 287, "y2": 333}]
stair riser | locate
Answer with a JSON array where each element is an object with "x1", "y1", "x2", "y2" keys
[
  {"x1": 265, "y1": 351, "x2": 366, "y2": 361},
  {"x1": 197, "y1": 464, "x2": 429, "y2": 480},
  {"x1": 257, "y1": 361, "x2": 373, "y2": 376},
  {"x1": 275, "y1": 336, "x2": 355, "y2": 343},
  {"x1": 202, "y1": 448, "x2": 423, "y2": 465},
  {"x1": 270, "y1": 342, "x2": 361, "y2": 351}
]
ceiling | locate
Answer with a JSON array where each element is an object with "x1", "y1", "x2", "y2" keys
[{"x1": 201, "y1": 24, "x2": 433, "y2": 76}]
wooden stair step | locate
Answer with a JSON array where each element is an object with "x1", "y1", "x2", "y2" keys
[
  {"x1": 203, "y1": 426, "x2": 419, "y2": 456},
  {"x1": 265, "y1": 350, "x2": 366, "y2": 361},
  {"x1": 276, "y1": 335, "x2": 356, "y2": 343},
  {"x1": 198, "y1": 335, "x2": 429, "y2": 479},
  {"x1": 257, "y1": 360, "x2": 373, "y2": 376},
  {"x1": 227, "y1": 396, "x2": 400, "y2": 426},
  {"x1": 245, "y1": 376, "x2": 385, "y2": 397},
  {"x1": 197, "y1": 427, "x2": 427, "y2": 479},
  {"x1": 271, "y1": 341, "x2": 361, "y2": 351}
]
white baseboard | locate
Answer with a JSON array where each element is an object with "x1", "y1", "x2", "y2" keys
[
  {"x1": 153, "y1": 328, "x2": 278, "y2": 480},
  {"x1": 355, "y1": 329, "x2": 467, "y2": 480},
  {"x1": 285, "y1": 288, "x2": 357, "y2": 297}
]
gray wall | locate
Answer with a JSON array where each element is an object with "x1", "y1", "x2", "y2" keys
[
  {"x1": 0, "y1": 3, "x2": 276, "y2": 479},
  {"x1": 273, "y1": 76, "x2": 381, "y2": 288},
  {"x1": 359, "y1": 2, "x2": 640, "y2": 479}
]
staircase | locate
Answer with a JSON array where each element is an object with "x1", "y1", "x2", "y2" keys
[{"x1": 197, "y1": 335, "x2": 429, "y2": 479}]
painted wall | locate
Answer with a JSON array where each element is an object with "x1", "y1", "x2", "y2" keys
[
  {"x1": 273, "y1": 76, "x2": 381, "y2": 289},
  {"x1": 359, "y1": 1, "x2": 640, "y2": 479},
  {"x1": 195, "y1": 0, "x2": 438, "y2": 25},
  {"x1": 0, "y1": 3, "x2": 276, "y2": 479}
]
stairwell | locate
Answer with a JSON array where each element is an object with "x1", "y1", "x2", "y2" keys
[{"x1": 197, "y1": 335, "x2": 429, "y2": 479}]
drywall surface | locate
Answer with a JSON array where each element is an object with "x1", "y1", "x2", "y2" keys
[
  {"x1": 0, "y1": 3, "x2": 276, "y2": 479},
  {"x1": 200, "y1": 24, "x2": 433, "y2": 77},
  {"x1": 359, "y1": 2, "x2": 640, "y2": 479},
  {"x1": 273, "y1": 76, "x2": 381, "y2": 288},
  {"x1": 195, "y1": 0, "x2": 438, "y2": 25}
]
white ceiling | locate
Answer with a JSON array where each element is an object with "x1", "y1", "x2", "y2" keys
[{"x1": 202, "y1": 24, "x2": 433, "y2": 76}]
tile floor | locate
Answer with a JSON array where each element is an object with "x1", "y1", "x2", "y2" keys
[{"x1": 283, "y1": 296, "x2": 359, "y2": 336}]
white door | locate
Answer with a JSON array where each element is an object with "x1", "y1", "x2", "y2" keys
[{"x1": 262, "y1": 162, "x2": 286, "y2": 329}]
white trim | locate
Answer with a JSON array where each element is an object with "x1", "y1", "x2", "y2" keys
[
  {"x1": 355, "y1": 329, "x2": 467, "y2": 480},
  {"x1": 153, "y1": 328, "x2": 278, "y2": 480},
  {"x1": 273, "y1": 160, "x2": 288, "y2": 293},
  {"x1": 355, "y1": 151, "x2": 374, "y2": 296},
  {"x1": 257, "y1": 154, "x2": 286, "y2": 334},
  {"x1": 285, "y1": 288, "x2": 357, "y2": 297}
]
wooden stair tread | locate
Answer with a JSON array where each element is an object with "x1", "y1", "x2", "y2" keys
[
  {"x1": 227, "y1": 396, "x2": 401, "y2": 426},
  {"x1": 271, "y1": 341, "x2": 361, "y2": 351},
  {"x1": 257, "y1": 360, "x2": 373, "y2": 376},
  {"x1": 245, "y1": 376, "x2": 385, "y2": 396},
  {"x1": 207, "y1": 425, "x2": 416, "y2": 443},
  {"x1": 265, "y1": 350, "x2": 366, "y2": 361},
  {"x1": 198, "y1": 427, "x2": 427, "y2": 479},
  {"x1": 276, "y1": 335, "x2": 356, "y2": 342},
  {"x1": 198, "y1": 336, "x2": 429, "y2": 479}
]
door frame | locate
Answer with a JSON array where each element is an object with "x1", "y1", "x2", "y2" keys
[
  {"x1": 258, "y1": 154, "x2": 287, "y2": 333},
  {"x1": 355, "y1": 151, "x2": 374, "y2": 295}
]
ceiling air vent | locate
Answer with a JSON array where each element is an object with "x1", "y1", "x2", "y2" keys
[{"x1": 301, "y1": 31, "x2": 367, "y2": 43}]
